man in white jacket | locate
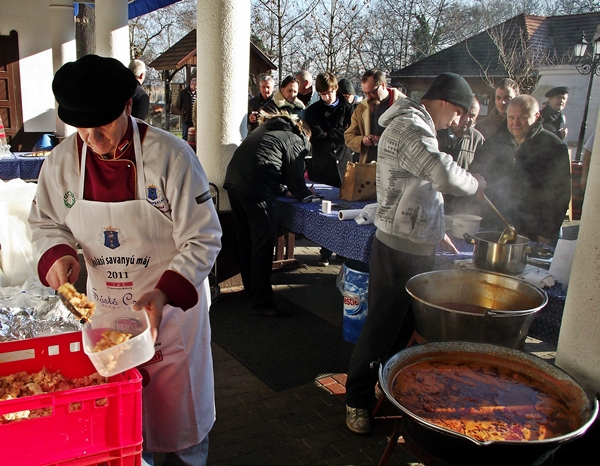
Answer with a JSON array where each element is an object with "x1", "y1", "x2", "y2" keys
[
  {"x1": 345, "y1": 73, "x2": 486, "y2": 434},
  {"x1": 29, "y1": 55, "x2": 222, "y2": 464}
]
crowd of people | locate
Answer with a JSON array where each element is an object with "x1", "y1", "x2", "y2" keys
[
  {"x1": 234, "y1": 70, "x2": 576, "y2": 436},
  {"x1": 29, "y1": 53, "x2": 581, "y2": 465}
]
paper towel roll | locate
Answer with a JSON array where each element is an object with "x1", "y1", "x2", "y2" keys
[{"x1": 338, "y1": 209, "x2": 362, "y2": 220}]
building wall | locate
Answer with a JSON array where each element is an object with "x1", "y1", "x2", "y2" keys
[
  {"x1": 534, "y1": 65, "x2": 599, "y2": 151},
  {"x1": 0, "y1": 0, "x2": 57, "y2": 133}
]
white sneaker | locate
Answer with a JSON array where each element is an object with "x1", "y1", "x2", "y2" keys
[{"x1": 346, "y1": 405, "x2": 371, "y2": 434}]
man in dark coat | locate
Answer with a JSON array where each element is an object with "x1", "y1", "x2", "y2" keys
[
  {"x1": 176, "y1": 77, "x2": 196, "y2": 140},
  {"x1": 248, "y1": 75, "x2": 274, "y2": 133},
  {"x1": 128, "y1": 59, "x2": 150, "y2": 120},
  {"x1": 224, "y1": 113, "x2": 314, "y2": 317},
  {"x1": 540, "y1": 86, "x2": 569, "y2": 140},
  {"x1": 305, "y1": 72, "x2": 354, "y2": 187},
  {"x1": 471, "y1": 95, "x2": 570, "y2": 244}
]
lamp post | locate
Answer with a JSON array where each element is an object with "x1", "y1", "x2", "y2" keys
[{"x1": 573, "y1": 33, "x2": 600, "y2": 161}]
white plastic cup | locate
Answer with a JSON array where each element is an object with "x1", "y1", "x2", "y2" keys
[{"x1": 322, "y1": 200, "x2": 332, "y2": 214}]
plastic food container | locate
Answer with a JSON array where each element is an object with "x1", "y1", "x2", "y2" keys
[
  {"x1": 83, "y1": 306, "x2": 154, "y2": 377},
  {"x1": 451, "y1": 214, "x2": 481, "y2": 238},
  {"x1": 0, "y1": 332, "x2": 143, "y2": 466}
]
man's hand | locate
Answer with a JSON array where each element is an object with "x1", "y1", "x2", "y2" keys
[
  {"x1": 362, "y1": 135, "x2": 374, "y2": 146},
  {"x1": 46, "y1": 255, "x2": 80, "y2": 290},
  {"x1": 133, "y1": 289, "x2": 169, "y2": 343},
  {"x1": 370, "y1": 135, "x2": 380, "y2": 146},
  {"x1": 249, "y1": 112, "x2": 258, "y2": 123},
  {"x1": 472, "y1": 173, "x2": 487, "y2": 200},
  {"x1": 438, "y1": 234, "x2": 459, "y2": 254},
  {"x1": 559, "y1": 128, "x2": 568, "y2": 139}
]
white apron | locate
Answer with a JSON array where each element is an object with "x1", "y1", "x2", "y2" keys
[{"x1": 65, "y1": 118, "x2": 214, "y2": 452}]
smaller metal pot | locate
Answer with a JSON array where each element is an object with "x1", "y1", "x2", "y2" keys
[{"x1": 465, "y1": 231, "x2": 530, "y2": 275}]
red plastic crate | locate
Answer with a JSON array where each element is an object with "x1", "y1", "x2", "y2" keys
[{"x1": 0, "y1": 332, "x2": 143, "y2": 466}]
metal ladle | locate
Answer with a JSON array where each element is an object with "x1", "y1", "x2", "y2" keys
[{"x1": 483, "y1": 195, "x2": 517, "y2": 244}]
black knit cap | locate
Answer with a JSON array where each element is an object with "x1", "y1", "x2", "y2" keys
[
  {"x1": 52, "y1": 55, "x2": 138, "y2": 128},
  {"x1": 422, "y1": 73, "x2": 473, "y2": 112},
  {"x1": 337, "y1": 78, "x2": 356, "y2": 96},
  {"x1": 545, "y1": 86, "x2": 569, "y2": 98}
]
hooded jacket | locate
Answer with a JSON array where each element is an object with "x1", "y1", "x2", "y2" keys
[
  {"x1": 375, "y1": 98, "x2": 479, "y2": 254},
  {"x1": 224, "y1": 114, "x2": 312, "y2": 201}
]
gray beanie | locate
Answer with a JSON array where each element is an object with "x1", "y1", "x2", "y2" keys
[
  {"x1": 422, "y1": 73, "x2": 473, "y2": 112},
  {"x1": 337, "y1": 78, "x2": 356, "y2": 96}
]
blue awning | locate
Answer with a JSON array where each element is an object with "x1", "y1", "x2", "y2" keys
[
  {"x1": 74, "y1": 1, "x2": 182, "y2": 20},
  {"x1": 128, "y1": 0, "x2": 182, "y2": 19}
]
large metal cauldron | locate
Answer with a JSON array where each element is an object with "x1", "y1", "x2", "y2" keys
[
  {"x1": 464, "y1": 231, "x2": 530, "y2": 275},
  {"x1": 406, "y1": 269, "x2": 547, "y2": 349},
  {"x1": 379, "y1": 342, "x2": 599, "y2": 466}
]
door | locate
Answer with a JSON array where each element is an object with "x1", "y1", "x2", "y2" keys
[{"x1": 0, "y1": 31, "x2": 24, "y2": 150}]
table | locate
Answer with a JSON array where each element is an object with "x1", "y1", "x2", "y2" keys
[
  {"x1": 274, "y1": 186, "x2": 376, "y2": 263},
  {"x1": 0, "y1": 153, "x2": 46, "y2": 181},
  {"x1": 274, "y1": 189, "x2": 566, "y2": 346}
]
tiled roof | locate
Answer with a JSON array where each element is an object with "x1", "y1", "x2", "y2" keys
[
  {"x1": 149, "y1": 30, "x2": 277, "y2": 72},
  {"x1": 148, "y1": 29, "x2": 196, "y2": 71},
  {"x1": 391, "y1": 12, "x2": 600, "y2": 79}
]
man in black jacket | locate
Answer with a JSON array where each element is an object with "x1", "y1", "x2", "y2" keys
[
  {"x1": 471, "y1": 95, "x2": 570, "y2": 244},
  {"x1": 224, "y1": 113, "x2": 315, "y2": 317},
  {"x1": 176, "y1": 77, "x2": 196, "y2": 140},
  {"x1": 128, "y1": 59, "x2": 150, "y2": 120},
  {"x1": 540, "y1": 86, "x2": 569, "y2": 140},
  {"x1": 248, "y1": 75, "x2": 274, "y2": 133},
  {"x1": 305, "y1": 72, "x2": 354, "y2": 187}
]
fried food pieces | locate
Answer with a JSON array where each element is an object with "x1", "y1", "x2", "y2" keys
[
  {"x1": 58, "y1": 283, "x2": 96, "y2": 323},
  {"x1": 0, "y1": 368, "x2": 108, "y2": 424},
  {"x1": 92, "y1": 330, "x2": 132, "y2": 353}
]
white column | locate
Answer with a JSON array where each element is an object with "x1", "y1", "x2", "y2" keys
[
  {"x1": 95, "y1": 0, "x2": 129, "y2": 65},
  {"x1": 49, "y1": 1, "x2": 76, "y2": 136},
  {"x1": 555, "y1": 114, "x2": 600, "y2": 395},
  {"x1": 196, "y1": 0, "x2": 250, "y2": 210}
]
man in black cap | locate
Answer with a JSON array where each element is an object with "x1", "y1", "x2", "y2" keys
[
  {"x1": 344, "y1": 72, "x2": 486, "y2": 435},
  {"x1": 28, "y1": 54, "x2": 221, "y2": 465},
  {"x1": 337, "y1": 78, "x2": 358, "y2": 108},
  {"x1": 541, "y1": 86, "x2": 569, "y2": 140}
]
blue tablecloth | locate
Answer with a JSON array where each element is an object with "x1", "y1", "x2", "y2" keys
[
  {"x1": 0, "y1": 153, "x2": 46, "y2": 180},
  {"x1": 274, "y1": 186, "x2": 376, "y2": 263}
]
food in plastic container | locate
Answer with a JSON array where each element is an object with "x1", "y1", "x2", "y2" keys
[
  {"x1": 57, "y1": 282, "x2": 95, "y2": 322},
  {"x1": 83, "y1": 306, "x2": 154, "y2": 377}
]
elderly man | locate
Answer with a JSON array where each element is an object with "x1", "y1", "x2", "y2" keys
[
  {"x1": 28, "y1": 55, "x2": 221, "y2": 465},
  {"x1": 437, "y1": 97, "x2": 484, "y2": 170},
  {"x1": 128, "y1": 59, "x2": 150, "y2": 120},
  {"x1": 345, "y1": 73, "x2": 486, "y2": 435},
  {"x1": 476, "y1": 78, "x2": 519, "y2": 139},
  {"x1": 248, "y1": 75, "x2": 274, "y2": 133},
  {"x1": 344, "y1": 69, "x2": 405, "y2": 163},
  {"x1": 295, "y1": 70, "x2": 319, "y2": 108},
  {"x1": 472, "y1": 95, "x2": 570, "y2": 244},
  {"x1": 541, "y1": 86, "x2": 569, "y2": 140}
]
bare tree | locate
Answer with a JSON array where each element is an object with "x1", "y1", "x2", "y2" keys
[
  {"x1": 251, "y1": 0, "x2": 318, "y2": 82},
  {"x1": 466, "y1": 17, "x2": 551, "y2": 93},
  {"x1": 76, "y1": 4, "x2": 96, "y2": 58}
]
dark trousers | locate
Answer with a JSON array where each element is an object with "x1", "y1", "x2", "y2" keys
[
  {"x1": 345, "y1": 237, "x2": 434, "y2": 409},
  {"x1": 181, "y1": 122, "x2": 191, "y2": 141},
  {"x1": 228, "y1": 189, "x2": 277, "y2": 309}
]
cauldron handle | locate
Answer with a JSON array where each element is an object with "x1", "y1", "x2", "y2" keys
[{"x1": 463, "y1": 233, "x2": 476, "y2": 244}]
